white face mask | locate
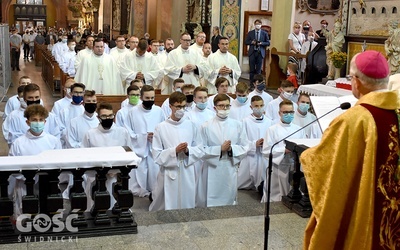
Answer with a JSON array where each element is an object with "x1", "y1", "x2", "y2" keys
[
  {"x1": 282, "y1": 91, "x2": 293, "y2": 100},
  {"x1": 175, "y1": 109, "x2": 185, "y2": 119},
  {"x1": 255, "y1": 24, "x2": 262, "y2": 30},
  {"x1": 253, "y1": 107, "x2": 265, "y2": 117},
  {"x1": 216, "y1": 109, "x2": 230, "y2": 119},
  {"x1": 19, "y1": 98, "x2": 27, "y2": 109}
]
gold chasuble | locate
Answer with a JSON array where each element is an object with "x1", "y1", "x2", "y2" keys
[{"x1": 300, "y1": 91, "x2": 400, "y2": 250}]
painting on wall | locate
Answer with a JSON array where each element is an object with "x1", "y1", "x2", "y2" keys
[
  {"x1": 297, "y1": 0, "x2": 340, "y2": 15},
  {"x1": 220, "y1": 0, "x2": 241, "y2": 58}
]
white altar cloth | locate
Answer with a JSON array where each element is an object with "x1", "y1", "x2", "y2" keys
[{"x1": 298, "y1": 84, "x2": 352, "y2": 97}]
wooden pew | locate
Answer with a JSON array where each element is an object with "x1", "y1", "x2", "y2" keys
[
  {"x1": 267, "y1": 47, "x2": 307, "y2": 89},
  {"x1": 40, "y1": 48, "x2": 62, "y2": 96}
]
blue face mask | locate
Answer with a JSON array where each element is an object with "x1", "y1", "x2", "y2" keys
[
  {"x1": 72, "y1": 95, "x2": 83, "y2": 104},
  {"x1": 298, "y1": 103, "x2": 310, "y2": 113},
  {"x1": 256, "y1": 83, "x2": 266, "y2": 92},
  {"x1": 237, "y1": 96, "x2": 248, "y2": 104},
  {"x1": 196, "y1": 102, "x2": 207, "y2": 110},
  {"x1": 30, "y1": 121, "x2": 45, "y2": 134},
  {"x1": 159, "y1": 45, "x2": 165, "y2": 51},
  {"x1": 282, "y1": 113, "x2": 294, "y2": 124}
]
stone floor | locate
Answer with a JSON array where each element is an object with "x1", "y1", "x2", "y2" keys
[{"x1": 0, "y1": 56, "x2": 309, "y2": 249}]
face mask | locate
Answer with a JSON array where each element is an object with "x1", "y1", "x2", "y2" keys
[
  {"x1": 129, "y1": 95, "x2": 140, "y2": 105},
  {"x1": 186, "y1": 94, "x2": 194, "y2": 103},
  {"x1": 253, "y1": 107, "x2": 265, "y2": 117},
  {"x1": 256, "y1": 83, "x2": 265, "y2": 92},
  {"x1": 196, "y1": 102, "x2": 207, "y2": 110},
  {"x1": 142, "y1": 100, "x2": 154, "y2": 110},
  {"x1": 100, "y1": 118, "x2": 113, "y2": 130},
  {"x1": 287, "y1": 70, "x2": 291, "y2": 76},
  {"x1": 255, "y1": 24, "x2": 262, "y2": 29},
  {"x1": 62, "y1": 38, "x2": 67, "y2": 43},
  {"x1": 298, "y1": 103, "x2": 310, "y2": 113},
  {"x1": 216, "y1": 109, "x2": 230, "y2": 119},
  {"x1": 30, "y1": 121, "x2": 45, "y2": 134},
  {"x1": 84, "y1": 103, "x2": 97, "y2": 113},
  {"x1": 282, "y1": 91, "x2": 293, "y2": 100},
  {"x1": 175, "y1": 109, "x2": 185, "y2": 119},
  {"x1": 19, "y1": 98, "x2": 27, "y2": 109},
  {"x1": 237, "y1": 96, "x2": 247, "y2": 104},
  {"x1": 69, "y1": 45, "x2": 76, "y2": 51},
  {"x1": 175, "y1": 88, "x2": 182, "y2": 93},
  {"x1": 322, "y1": 24, "x2": 327, "y2": 29},
  {"x1": 282, "y1": 113, "x2": 294, "y2": 124},
  {"x1": 159, "y1": 46, "x2": 165, "y2": 51},
  {"x1": 26, "y1": 99, "x2": 41, "y2": 106},
  {"x1": 72, "y1": 95, "x2": 83, "y2": 104}
]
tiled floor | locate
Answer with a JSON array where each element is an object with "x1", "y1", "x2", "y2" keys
[{"x1": 0, "y1": 56, "x2": 309, "y2": 249}]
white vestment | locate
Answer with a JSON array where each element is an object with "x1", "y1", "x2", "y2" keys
[
  {"x1": 74, "y1": 47, "x2": 92, "y2": 71},
  {"x1": 4, "y1": 96, "x2": 44, "y2": 121},
  {"x1": 51, "y1": 96, "x2": 72, "y2": 118},
  {"x1": 238, "y1": 114, "x2": 273, "y2": 189},
  {"x1": 229, "y1": 98, "x2": 252, "y2": 121},
  {"x1": 125, "y1": 105, "x2": 165, "y2": 197},
  {"x1": 58, "y1": 103, "x2": 84, "y2": 143},
  {"x1": 65, "y1": 112, "x2": 99, "y2": 148},
  {"x1": 292, "y1": 111, "x2": 322, "y2": 138},
  {"x1": 110, "y1": 47, "x2": 129, "y2": 63},
  {"x1": 207, "y1": 50, "x2": 241, "y2": 93},
  {"x1": 8, "y1": 131, "x2": 62, "y2": 217},
  {"x1": 115, "y1": 103, "x2": 137, "y2": 128},
  {"x1": 248, "y1": 89, "x2": 273, "y2": 106},
  {"x1": 52, "y1": 42, "x2": 69, "y2": 63},
  {"x1": 152, "y1": 53, "x2": 168, "y2": 88},
  {"x1": 75, "y1": 53, "x2": 124, "y2": 95},
  {"x1": 199, "y1": 56, "x2": 216, "y2": 94},
  {"x1": 164, "y1": 45, "x2": 207, "y2": 87},
  {"x1": 118, "y1": 49, "x2": 162, "y2": 87},
  {"x1": 261, "y1": 121, "x2": 305, "y2": 202},
  {"x1": 265, "y1": 96, "x2": 298, "y2": 124},
  {"x1": 59, "y1": 50, "x2": 76, "y2": 73},
  {"x1": 201, "y1": 116, "x2": 249, "y2": 207},
  {"x1": 4, "y1": 107, "x2": 61, "y2": 145},
  {"x1": 81, "y1": 124, "x2": 131, "y2": 211},
  {"x1": 149, "y1": 117, "x2": 204, "y2": 211},
  {"x1": 186, "y1": 106, "x2": 214, "y2": 207}
]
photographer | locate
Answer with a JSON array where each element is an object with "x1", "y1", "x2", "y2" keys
[
  {"x1": 302, "y1": 20, "x2": 320, "y2": 40},
  {"x1": 245, "y1": 19, "x2": 270, "y2": 86}
]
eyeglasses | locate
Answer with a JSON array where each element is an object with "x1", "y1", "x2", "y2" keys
[
  {"x1": 197, "y1": 36, "x2": 206, "y2": 39},
  {"x1": 281, "y1": 111, "x2": 295, "y2": 114},
  {"x1": 172, "y1": 105, "x2": 186, "y2": 110},
  {"x1": 99, "y1": 114, "x2": 115, "y2": 119},
  {"x1": 181, "y1": 39, "x2": 191, "y2": 42},
  {"x1": 216, "y1": 104, "x2": 231, "y2": 110},
  {"x1": 346, "y1": 75, "x2": 358, "y2": 81},
  {"x1": 129, "y1": 94, "x2": 140, "y2": 97}
]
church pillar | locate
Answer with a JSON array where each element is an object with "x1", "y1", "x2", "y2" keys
[
  {"x1": 120, "y1": 0, "x2": 128, "y2": 34},
  {"x1": 271, "y1": 0, "x2": 294, "y2": 69}
]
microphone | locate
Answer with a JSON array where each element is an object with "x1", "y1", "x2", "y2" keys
[{"x1": 264, "y1": 102, "x2": 351, "y2": 249}]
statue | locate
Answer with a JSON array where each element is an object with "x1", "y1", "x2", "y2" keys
[
  {"x1": 324, "y1": 21, "x2": 345, "y2": 79},
  {"x1": 385, "y1": 21, "x2": 400, "y2": 74}
]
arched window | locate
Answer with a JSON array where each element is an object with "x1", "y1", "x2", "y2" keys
[
  {"x1": 372, "y1": 7, "x2": 376, "y2": 14},
  {"x1": 382, "y1": 7, "x2": 387, "y2": 14},
  {"x1": 362, "y1": 8, "x2": 366, "y2": 14},
  {"x1": 393, "y1": 7, "x2": 397, "y2": 14},
  {"x1": 352, "y1": 8, "x2": 357, "y2": 15}
]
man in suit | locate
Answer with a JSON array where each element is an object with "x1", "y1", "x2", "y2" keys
[{"x1": 245, "y1": 19, "x2": 270, "y2": 87}]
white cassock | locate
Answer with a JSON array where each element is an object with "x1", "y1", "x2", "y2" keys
[
  {"x1": 190, "y1": 43, "x2": 203, "y2": 56},
  {"x1": 74, "y1": 47, "x2": 92, "y2": 71},
  {"x1": 265, "y1": 96, "x2": 298, "y2": 124},
  {"x1": 261, "y1": 121, "x2": 305, "y2": 202},
  {"x1": 51, "y1": 96, "x2": 72, "y2": 118},
  {"x1": 125, "y1": 105, "x2": 165, "y2": 197},
  {"x1": 65, "y1": 113, "x2": 99, "y2": 149},
  {"x1": 52, "y1": 42, "x2": 69, "y2": 63},
  {"x1": 200, "y1": 56, "x2": 217, "y2": 94},
  {"x1": 201, "y1": 116, "x2": 249, "y2": 207},
  {"x1": 229, "y1": 98, "x2": 252, "y2": 121},
  {"x1": 75, "y1": 53, "x2": 124, "y2": 95},
  {"x1": 81, "y1": 124, "x2": 132, "y2": 211},
  {"x1": 186, "y1": 106, "x2": 214, "y2": 207},
  {"x1": 164, "y1": 45, "x2": 207, "y2": 87},
  {"x1": 58, "y1": 104, "x2": 84, "y2": 145},
  {"x1": 118, "y1": 50, "x2": 161, "y2": 87},
  {"x1": 4, "y1": 107, "x2": 61, "y2": 145},
  {"x1": 207, "y1": 50, "x2": 241, "y2": 93},
  {"x1": 292, "y1": 111, "x2": 322, "y2": 139},
  {"x1": 149, "y1": 117, "x2": 204, "y2": 211},
  {"x1": 3, "y1": 97, "x2": 44, "y2": 121},
  {"x1": 238, "y1": 114, "x2": 273, "y2": 189},
  {"x1": 115, "y1": 103, "x2": 136, "y2": 128},
  {"x1": 248, "y1": 90, "x2": 273, "y2": 106},
  {"x1": 152, "y1": 53, "x2": 168, "y2": 88},
  {"x1": 66, "y1": 55, "x2": 76, "y2": 77},
  {"x1": 110, "y1": 47, "x2": 129, "y2": 63},
  {"x1": 59, "y1": 50, "x2": 76, "y2": 73},
  {"x1": 8, "y1": 131, "x2": 62, "y2": 217}
]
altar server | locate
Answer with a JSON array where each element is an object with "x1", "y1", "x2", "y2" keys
[
  {"x1": 229, "y1": 82, "x2": 252, "y2": 121},
  {"x1": 265, "y1": 80, "x2": 298, "y2": 124},
  {"x1": 125, "y1": 85, "x2": 165, "y2": 197},
  {"x1": 51, "y1": 78, "x2": 75, "y2": 118},
  {"x1": 3, "y1": 76, "x2": 32, "y2": 121},
  {"x1": 115, "y1": 85, "x2": 141, "y2": 128},
  {"x1": 150, "y1": 91, "x2": 204, "y2": 211},
  {"x1": 292, "y1": 93, "x2": 322, "y2": 138},
  {"x1": 201, "y1": 94, "x2": 249, "y2": 207},
  {"x1": 262, "y1": 100, "x2": 305, "y2": 202}
]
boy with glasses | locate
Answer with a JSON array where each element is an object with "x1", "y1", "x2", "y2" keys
[
  {"x1": 261, "y1": 100, "x2": 305, "y2": 202},
  {"x1": 201, "y1": 94, "x2": 249, "y2": 207}
]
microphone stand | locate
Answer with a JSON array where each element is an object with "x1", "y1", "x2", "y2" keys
[{"x1": 264, "y1": 103, "x2": 349, "y2": 249}]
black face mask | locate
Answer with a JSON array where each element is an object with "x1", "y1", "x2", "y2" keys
[
  {"x1": 186, "y1": 94, "x2": 194, "y2": 103},
  {"x1": 100, "y1": 118, "x2": 113, "y2": 130},
  {"x1": 142, "y1": 100, "x2": 154, "y2": 110},
  {"x1": 84, "y1": 103, "x2": 97, "y2": 114},
  {"x1": 26, "y1": 99, "x2": 41, "y2": 106}
]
